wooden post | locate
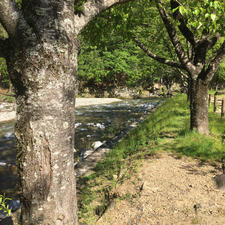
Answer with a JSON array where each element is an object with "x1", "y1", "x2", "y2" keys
[
  {"x1": 208, "y1": 94, "x2": 211, "y2": 106},
  {"x1": 222, "y1": 99, "x2": 225, "y2": 118},
  {"x1": 214, "y1": 95, "x2": 217, "y2": 112}
]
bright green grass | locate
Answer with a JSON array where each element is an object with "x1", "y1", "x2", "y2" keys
[
  {"x1": 151, "y1": 95, "x2": 225, "y2": 161},
  {"x1": 78, "y1": 94, "x2": 225, "y2": 224}
]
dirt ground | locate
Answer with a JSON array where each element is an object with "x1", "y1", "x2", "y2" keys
[{"x1": 98, "y1": 151, "x2": 225, "y2": 225}]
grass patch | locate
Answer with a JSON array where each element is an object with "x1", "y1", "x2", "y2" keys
[
  {"x1": 0, "y1": 93, "x2": 15, "y2": 103},
  {"x1": 78, "y1": 94, "x2": 225, "y2": 224}
]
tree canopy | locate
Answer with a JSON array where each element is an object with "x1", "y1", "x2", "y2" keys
[{"x1": 78, "y1": 0, "x2": 225, "y2": 135}]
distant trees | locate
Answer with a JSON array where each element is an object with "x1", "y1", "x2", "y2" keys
[
  {"x1": 78, "y1": 40, "x2": 161, "y2": 95},
  {"x1": 78, "y1": 1, "x2": 181, "y2": 95}
]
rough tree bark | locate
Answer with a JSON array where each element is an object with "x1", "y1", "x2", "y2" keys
[
  {"x1": 136, "y1": 0, "x2": 225, "y2": 135},
  {"x1": 0, "y1": 0, "x2": 131, "y2": 224},
  {"x1": 10, "y1": 39, "x2": 79, "y2": 225},
  {"x1": 189, "y1": 78, "x2": 209, "y2": 134}
]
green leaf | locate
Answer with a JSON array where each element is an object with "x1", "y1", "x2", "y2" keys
[
  {"x1": 205, "y1": 13, "x2": 210, "y2": 18},
  {"x1": 211, "y1": 14, "x2": 216, "y2": 22},
  {"x1": 193, "y1": 9, "x2": 200, "y2": 15},
  {"x1": 178, "y1": 6, "x2": 187, "y2": 15},
  {"x1": 172, "y1": 7, "x2": 179, "y2": 13},
  {"x1": 0, "y1": 195, "x2": 12, "y2": 216}
]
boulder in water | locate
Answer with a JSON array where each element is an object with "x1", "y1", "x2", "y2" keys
[{"x1": 91, "y1": 141, "x2": 104, "y2": 150}]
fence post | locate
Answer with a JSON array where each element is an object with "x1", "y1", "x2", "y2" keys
[
  {"x1": 208, "y1": 94, "x2": 211, "y2": 106},
  {"x1": 214, "y1": 95, "x2": 217, "y2": 112},
  {"x1": 222, "y1": 99, "x2": 225, "y2": 118}
]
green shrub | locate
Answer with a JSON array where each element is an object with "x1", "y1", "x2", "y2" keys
[{"x1": 0, "y1": 195, "x2": 11, "y2": 216}]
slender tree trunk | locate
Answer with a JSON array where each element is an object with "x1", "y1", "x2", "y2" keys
[
  {"x1": 189, "y1": 77, "x2": 209, "y2": 135},
  {"x1": 8, "y1": 37, "x2": 79, "y2": 225}
]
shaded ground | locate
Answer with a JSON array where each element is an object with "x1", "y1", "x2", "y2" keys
[{"x1": 98, "y1": 151, "x2": 225, "y2": 225}]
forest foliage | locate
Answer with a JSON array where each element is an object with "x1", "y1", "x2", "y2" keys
[
  {"x1": 0, "y1": 0, "x2": 225, "y2": 92},
  {"x1": 79, "y1": 0, "x2": 225, "y2": 92}
]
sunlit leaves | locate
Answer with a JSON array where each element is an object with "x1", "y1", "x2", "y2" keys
[
  {"x1": 174, "y1": 0, "x2": 225, "y2": 37},
  {"x1": 78, "y1": 0, "x2": 225, "y2": 93},
  {"x1": 79, "y1": 0, "x2": 182, "y2": 90},
  {"x1": 210, "y1": 14, "x2": 216, "y2": 22},
  {"x1": 78, "y1": 39, "x2": 160, "y2": 89},
  {"x1": 0, "y1": 195, "x2": 11, "y2": 217},
  {"x1": 178, "y1": 6, "x2": 188, "y2": 16}
]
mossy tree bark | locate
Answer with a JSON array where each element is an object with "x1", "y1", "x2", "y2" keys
[{"x1": 0, "y1": 0, "x2": 131, "y2": 224}]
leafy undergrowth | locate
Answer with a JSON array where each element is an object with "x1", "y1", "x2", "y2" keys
[{"x1": 78, "y1": 94, "x2": 225, "y2": 224}]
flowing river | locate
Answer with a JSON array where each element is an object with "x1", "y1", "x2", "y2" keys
[{"x1": 0, "y1": 98, "x2": 160, "y2": 192}]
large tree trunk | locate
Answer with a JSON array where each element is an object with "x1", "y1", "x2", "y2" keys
[
  {"x1": 0, "y1": 0, "x2": 133, "y2": 223},
  {"x1": 189, "y1": 77, "x2": 209, "y2": 135},
  {"x1": 8, "y1": 36, "x2": 79, "y2": 224}
]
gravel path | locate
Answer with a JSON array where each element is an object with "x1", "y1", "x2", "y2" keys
[
  {"x1": 98, "y1": 151, "x2": 225, "y2": 225},
  {"x1": 0, "y1": 98, "x2": 122, "y2": 123}
]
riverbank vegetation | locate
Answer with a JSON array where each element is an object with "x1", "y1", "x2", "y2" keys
[{"x1": 78, "y1": 94, "x2": 225, "y2": 224}]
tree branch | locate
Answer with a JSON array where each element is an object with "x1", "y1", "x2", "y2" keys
[
  {"x1": 176, "y1": 68, "x2": 189, "y2": 79},
  {"x1": 207, "y1": 32, "x2": 220, "y2": 50},
  {"x1": 155, "y1": 0, "x2": 194, "y2": 73},
  {"x1": 170, "y1": 0, "x2": 196, "y2": 46},
  {"x1": 0, "y1": 0, "x2": 20, "y2": 37},
  {"x1": 74, "y1": 0, "x2": 133, "y2": 35},
  {"x1": 205, "y1": 40, "x2": 225, "y2": 83},
  {"x1": 135, "y1": 38, "x2": 185, "y2": 70}
]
